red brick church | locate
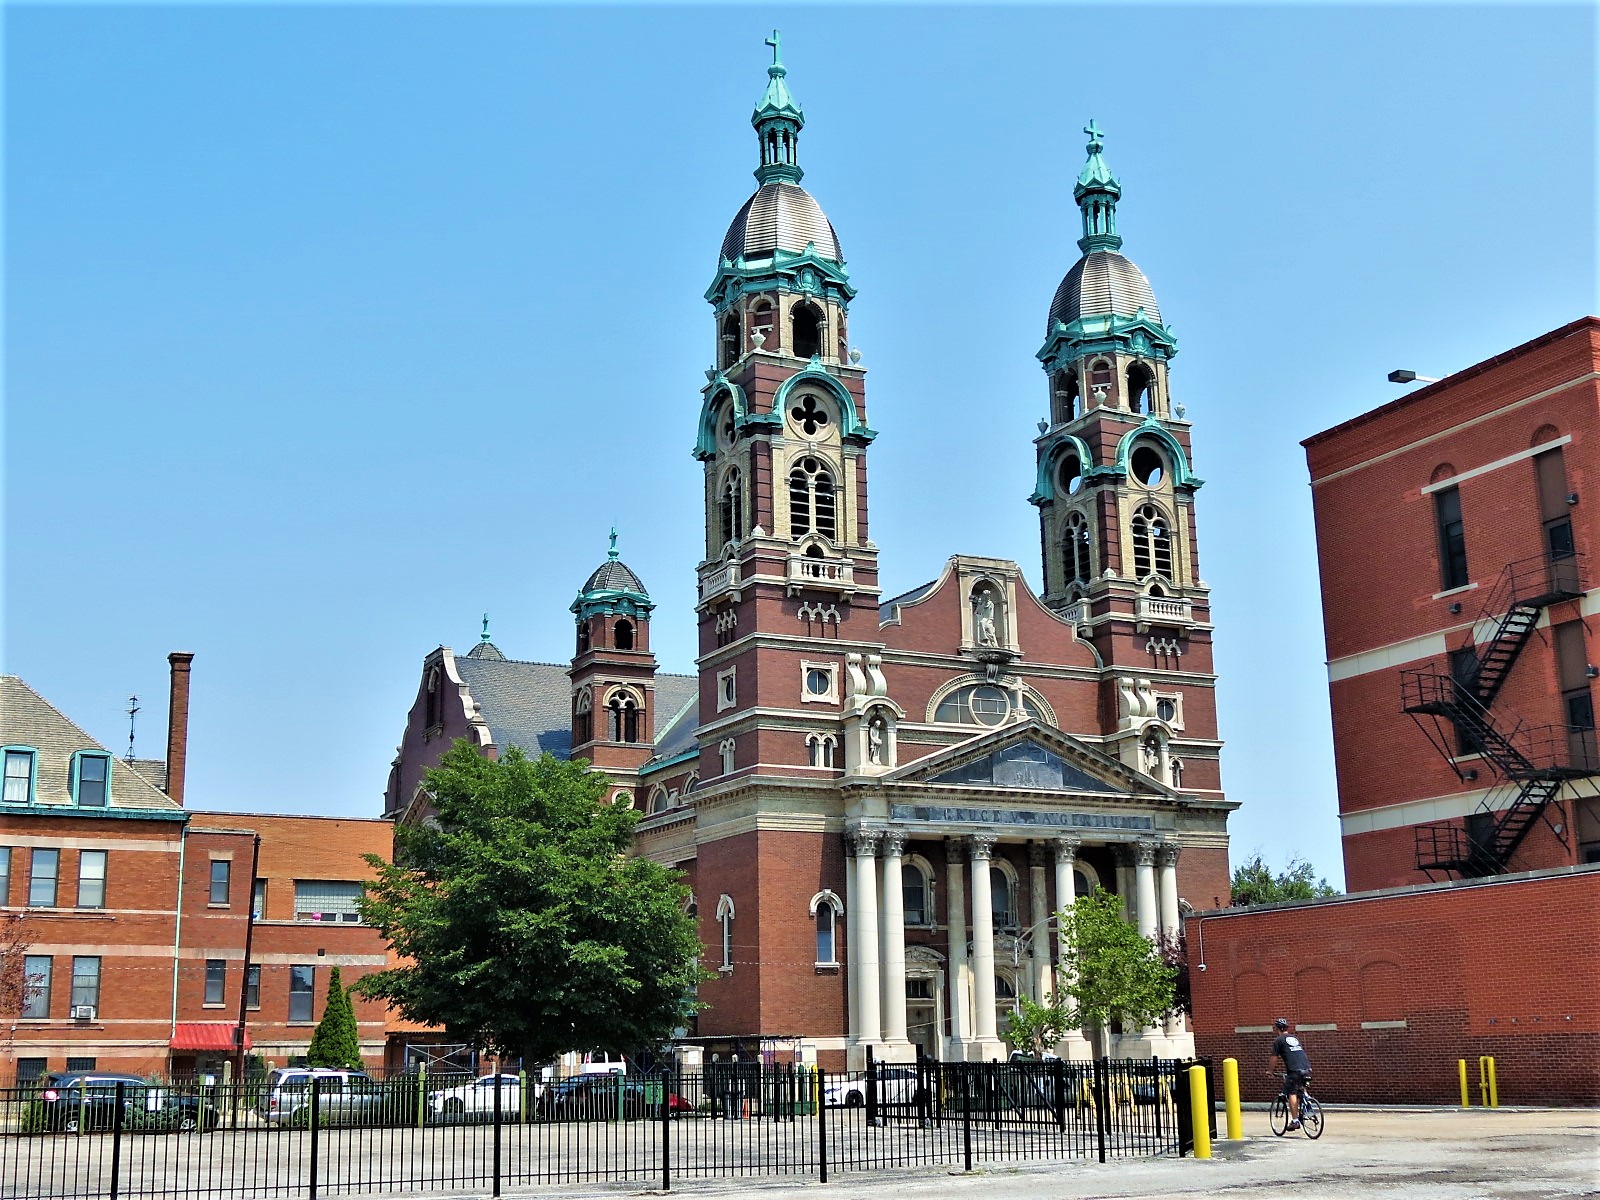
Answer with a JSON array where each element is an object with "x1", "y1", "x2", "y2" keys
[{"x1": 386, "y1": 36, "x2": 1234, "y2": 1069}]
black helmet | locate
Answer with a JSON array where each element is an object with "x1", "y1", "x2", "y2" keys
[{"x1": 1273, "y1": 1017, "x2": 1289, "y2": 1030}]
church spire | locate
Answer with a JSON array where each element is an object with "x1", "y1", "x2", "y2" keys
[
  {"x1": 752, "y1": 30, "x2": 805, "y2": 185},
  {"x1": 1073, "y1": 120, "x2": 1123, "y2": 254}
]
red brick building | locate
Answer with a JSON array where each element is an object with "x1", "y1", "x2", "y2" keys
[
  {"x1": 1190, "y1": 317, "x2": 1600, "y2": 1104},
  {"x1": 1, "y1": 658, "x2": 422, "y2": 1082},
  {"x1": 387, "y1": 48, "x2": 1235, "y2": 1069}
]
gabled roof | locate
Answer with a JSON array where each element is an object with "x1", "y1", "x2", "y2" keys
[
  {"x1": 887, "y1": 718, "x2": 1174, "y2": 801},
  {"x1": 449, "y1": 655, "x2": 697, "y2": 762},
  {"x1": 0, "y1": 676, "x2": 184, "y2": 815}
]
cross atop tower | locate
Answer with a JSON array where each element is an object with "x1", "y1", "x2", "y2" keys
[
  {"x1": 608, "y1": 526, "x2": 620, "y2": 560},
  {"x1": 766, "y1": 29, "x2": 783, "y2": 68},
  {"x1": 1084, "y1": 119, "x2": 1104, "y2": 153}
]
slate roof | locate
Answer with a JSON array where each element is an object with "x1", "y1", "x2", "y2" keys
[
  {"x1": 880, "y1": 579, "x2": 937, "y2": 621},
  {"x1": 451, "y1": 656, "x2": 697, "y2": 761},
  {"x1": 1047, "y1": 250, "x2": 1162, "y2": 331},
  {"x1": 581, "y1": 559, "x2": 648, "y2": 595},
  {"x1": 0, "y1": 676, "x2": 184, "y2": 813}
]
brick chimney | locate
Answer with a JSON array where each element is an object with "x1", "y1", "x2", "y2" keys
[{"x1": 165, "y1": 652, "x2": 195, "y2": 805}]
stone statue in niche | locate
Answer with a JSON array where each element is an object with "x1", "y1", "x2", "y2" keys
[
  {"x1": 973, "y1": 590, "x2": 999, "y2": 648},
  {"x1": 867, "y1": 715, "x2": 886, "y2": 765},
  {"x1": 1142, "y1": 736, "x2": 1161, "y2": 774}
]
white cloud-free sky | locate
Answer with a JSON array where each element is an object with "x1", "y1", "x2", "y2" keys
[{"x1": 6, "y1": 4, "x2": 1595, "y2": 888}]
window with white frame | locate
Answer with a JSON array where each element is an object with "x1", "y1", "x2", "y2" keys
[
  {"x1": 288, "y1": 965, "x2": 315, "y2": 1022},
  {"x1": 719, "y1": 738, "x2": 736, "y2": 776},
  {"x1": 990, "y1": 864, "x2": 1016, "y2": 929},
  {"x1": 715, "y1": 894, "x2": 736, "y2": 972},
  {"x1": 22, "y1": 955, "x2": 51, "y2": 1019},
  {"x1": 77, "y1": 850, "x2": 106, "y2": 909},
  {"x1": 70, "y1": 957, "x2": 101, "y2": 1013},
  {"x1": 800, "y1": 661, "x2": 838, "y2": 704},
  {"x1": 806, "y1": 733, "x2": 836, "y2": 769},
  {"x1": 648, "y1": 786, "x2": 671, "y2": 814},
  {"x1": 717, "y1": 667, "x2": 737, "y2": 712},
  {"x1": 810, "y1": 890, "x2": 842, "y2": 965},
  {"x1": 209, "y1": 859, "x2": 231, "y2": 906},
  {"x1": 294, "y1": 880, "x2": 364, "y2": 923},
  {"x1": 1131, "y1": 503, "x2": 1174, "y2": 581},
  {"x1": 3, "y1": 748, "x2": 36, "y2": 805},
  {"x1": 29, "y1": 849, "x2": 58, "y2": 907}
]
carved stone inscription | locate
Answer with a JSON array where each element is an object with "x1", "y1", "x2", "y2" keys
[{"x1": 890, "y1": 804, "x2": 1155, "y2": 832}]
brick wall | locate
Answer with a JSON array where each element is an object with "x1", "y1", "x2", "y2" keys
[{"x1": 1189, "y1": 867, "x2": 1600, "y2": 1105}]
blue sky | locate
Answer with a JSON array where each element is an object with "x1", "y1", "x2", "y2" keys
[{"x1": 5, "y1": 4, "x2": 1595, "y2": 889}]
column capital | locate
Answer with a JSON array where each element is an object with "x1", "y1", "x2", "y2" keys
[
  {"x1": 848, "y1": 825, "x2": 884, "y2": 856},
  {"x1": 1053, "y1": 834, "x2": 1082, "y2": 863},
  {"x1": 1157, "y1": 841, "x2": 1181, "y2": 869},
  {"x1": 1135, "y1": 838, "x2": 1160, "y2": 868},
  {"x1": 944, "y1": 836, "x2": 966, "y2": 866},
  {"x1": 882, "y1": 830, "x2": 908, "y2": 858},
  {"x1": 968, "y1": 834, "x2": 998, "y2": 861}
]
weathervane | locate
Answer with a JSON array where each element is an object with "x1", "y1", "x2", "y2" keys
[{"x1": 125, "y1": 695, "x2": 141, "y2": 762}]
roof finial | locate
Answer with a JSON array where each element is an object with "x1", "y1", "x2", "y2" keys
[
  {"x1": 480, "y1": 613, "x2": 491, "y2": 643},
  {"x1": 1074, "y1": 117, "x2": 1123, "y2": 254},
  {"x1": 1084, "y1": 118, "x2": 1104, "y2": 155},
  {"x1": 766, "y1": 28, "x2": 783, "y2": 70},
  {"x1": 608, "y1": 526, "x2": 619, "y2": 560},
  {"x1": 752, "y1": 30, "x2": 804, "y2": 185}
]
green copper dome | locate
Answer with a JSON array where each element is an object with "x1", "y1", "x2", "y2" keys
[{"x1": 571, "y1": 530, "x2": 654, "y2": 622}]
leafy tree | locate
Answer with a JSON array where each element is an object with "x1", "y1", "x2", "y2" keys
[
  {"x1": 1002, "y1": 994, "x2": 1070, "y2": 1058},
  {"x1": 1156, "y1": 929, "x2": 1191, "y2": 1017},
  {"x1": 307, "y1": 966, "x2": 363, "y2": 1068},
  {"x1": 1230, "y1": 852, "x2": 1339, "y2": 906},
  {"x1": 1057, "y1": 889, "x2": 1177, "y2": 1058},
  {"x1": 354, "y1": 742, "x2": 703, "y2": 1065}
]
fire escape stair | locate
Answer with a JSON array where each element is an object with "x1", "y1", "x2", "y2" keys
[{"x1": 1468, "y1": 603, "x2": 1542, "y2": 708}]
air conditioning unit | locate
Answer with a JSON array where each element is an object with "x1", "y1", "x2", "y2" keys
[{"x1": 71, "y1": 1005, "x2": 97, "y2": 1021}]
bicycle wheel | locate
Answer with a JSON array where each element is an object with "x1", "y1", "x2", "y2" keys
[
  {"x1": 1269, "y1": 1094, "x2": 1289, "y2": 1136},
  {"x1": 1300, "y1": 1094, "x2": 1324, "y2": 1139}
]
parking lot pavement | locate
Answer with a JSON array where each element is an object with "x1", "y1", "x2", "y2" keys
[{"x1": 522, "y1": 1107, "x2": 1599, "y2": 1200}]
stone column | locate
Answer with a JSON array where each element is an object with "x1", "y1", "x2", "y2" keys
[
  {"x1": 968, "y1": 835, "x2": 999, "y2": 1047},
  {"x1": 1052, "y1": 836, "x2": 1091, "y2": 1059},
  {"x1": 1028, "y1": 843, "x2": 1051, "y2": 1003},
  {"x1": 1157, "y1": 842, "x2": 1181, "y2": 938},
  {"x1": 1134, "y1": 839, "x2": 1160, "y2": 941},
  {"x1": 851, "y1": 828, "x2": 883, "y2": 1050},
  {"x1": 880, "y1": 831, "x2": 910, "y2": 1050},
  {"x1": 844, "y1": 837, "x2": 859, "y2": 1048},
  {"x1": 944, "y1": 838, "x2": 970, "y2": 1051}
]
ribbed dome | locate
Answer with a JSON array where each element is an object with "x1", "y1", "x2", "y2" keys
[
  {"x1": 1047, "y1": 250, "x2": 1162, "y2": 333},
  {"x1": 581, "y1": 558, "x2": 646, "y2": 595},
  {"x1": 720, "y1": 182, "x2": 842, "y2": 263}
]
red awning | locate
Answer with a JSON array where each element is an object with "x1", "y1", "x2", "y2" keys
[{"x1": 169, "y1": 1023, "x2": 251, "y2": 1052}]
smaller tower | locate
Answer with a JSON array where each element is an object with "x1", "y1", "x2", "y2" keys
[{"x1": 569, "y1": 531, "x2": 659, "y2": 781}]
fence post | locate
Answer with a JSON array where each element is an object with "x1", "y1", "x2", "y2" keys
[
  {"x1": 416, "y1": 1063, "x2": 427, "y2": 1129},
  {"x1": 817, "y1": 1068, "x2": 828, "y2": 1184},
  {"x1": 865, "y1": 1043, "x2": 877, "y2": 1127},
  {"x1": 960, "y1": 1066, "x2": 972, "y2": 1173},
  {"x1": 1222, "y1": 1058, "x2": 1242, "y2": 1140},
  {"x1": 1186, "y1": 1066, "x2": 1211, "y2": 1159},
  {"x1": 1093, "y1": 1057, "x2": 1107, "y2": 1164},
  {"x1": 309, "y1": 1077, "x2": 321, "y2": 1200},
  {"x1": 492, "y1": 1070, "x2": 503, "y2": 1198},
  {"x1": 1053, "y1": 1057, "x2": 1066, "y2": 1131},
  {"x1": 660, "y1": 1066, "x2": 672, "y2": 1191},
  {"x1": 108, "y1": 1081, "x2": 125, "y2": 1200}
]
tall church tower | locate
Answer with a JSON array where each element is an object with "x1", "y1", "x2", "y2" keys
[
  {"x1": 693, "y1": 32, "x2": 881, "y2": 783},
  {"x1": 1031, "y1": 123, "x2": 1218, "y2": 786},
  {"x1": 569, "y1": 532, "x2": 660, "y2": 779}
]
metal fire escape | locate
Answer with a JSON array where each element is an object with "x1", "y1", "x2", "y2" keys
[{"x1": 1402, "y1": 551, "x2": 1596, "y2": 879}]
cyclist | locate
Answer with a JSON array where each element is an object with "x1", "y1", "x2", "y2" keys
[{"x1": 1269, "y1": 1017, "x2": 1312, "y2": 1131}]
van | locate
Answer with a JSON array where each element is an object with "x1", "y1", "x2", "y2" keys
[{"x1": 258, "y1": 1067, "x2": 379, "y2": 1127}]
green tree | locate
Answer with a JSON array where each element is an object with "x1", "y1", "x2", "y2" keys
[
  {"x1": 1055, "y1": 889, "x2": 1178, "y2": 1058},
  {"x1": 353, "y1": 742, "x2": 703, "y2": 1065},
  {"x1": 306, "y1": 966, "x2": 362, "y2": 1068},
  {"x1": 1229, "y1": 852, "x2": 1339, "y2": 906},
  {"x1": 1002, "y1": 993, "x2": 1070, "y2": 1058}
]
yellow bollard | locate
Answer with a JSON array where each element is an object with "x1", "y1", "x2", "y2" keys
[
  {"x1": 1187, "y1": 1065, "x2": 1211, "y2": 1159},
  {"x1": 1222, "y1": 1058, "x2": 1243, "y2": 1140},
  {"x1": 1478, "y1": 1056, "x2": 1490, "y2": 1107},
  {"x1": 1486, "y1": 1056, "x2": 1498, "y2": 1108},
  {"x1": 1458, "y1": 1059, "x2": 1470, "y2": 1107}
]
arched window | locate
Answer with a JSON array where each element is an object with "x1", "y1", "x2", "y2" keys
[
  {"x1": 573, "y1": 692, "x2": 593, "y2": 745},
  {"x1": 902, "y1": 861, "x2": 931, "y2": 926},
  {"x1": 607, "y1": 692, "x2": 641, "y2": 743},
  {"x1": 1088, "y1": 359, "x2": 1113, "y2": 404},
  {"x1": 991, "y1": 865, "x2": 1015, "y2": 929},
  {"x1": 1054, "y1": 369, "x2": 1081, "y2": 423},
  {"x1": 1066, "y1": 511, "x2": 1092, "y2": 585},
  {"x1": 424, "y1": 668, "x2": 440, "y2": 726},
  {"x1": 1126, "y1": 362, "x2": 1155, "y2": 415},
  {"x1": 1057, "y1": 451, "x2": 1084, "y2": 496},
  {"x1": 810, "y1": 891, "x2": 842, "y2": 965},
  {"x1": 750, "y1": 300, "x2": 774, "y2": 350},
  {"x1": 1130, "y1": 443, "x2": 1166, "y2": 488},
  {"x1": 716, "y1": 894, "x2": 736, "y2": 972},
  {"x1": 648, "y1": 786, "x2": 671, "y2": 814},
  {"x1": 933, "y1": 684, "x2": 1047, "y2": 726},
  {"x1": 719, "y1": 738, "x2": 736, "y2": 775},
  {"x1": 791, "y1": 301, "x2": 823, "y2": 359},
  {"x1": 719, "y1": 468, "x2": 744, "y2": 547},
  {"x1": 806, "y1": 734, "x2": 836, "y2": 769},
  {"x1": 1132, "y1": 504, "x2": 1174, "y2": 581},
  {"x1": 789, "y1": 457, "x2": 837, "y2": 540},
  {"x1": 720, "y1": 313, "x2": 740, "y2": 368},
  {"x1": 576, "y1": 622, "x2": 590, "y2": 655},
  {"x1": 613, "y1": 619, "x2": 634, "y2": 651}
]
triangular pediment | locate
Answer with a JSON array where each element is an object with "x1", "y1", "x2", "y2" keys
[{"x1": 889, "y1": 719, "x2": 1171, "y2": 799}]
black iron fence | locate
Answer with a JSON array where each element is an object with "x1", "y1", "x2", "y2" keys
[{"x1": 0, "y1": 1057, "x2": 1205, "y2": 1198}]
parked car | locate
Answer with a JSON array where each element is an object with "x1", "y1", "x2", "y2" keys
[
  {"x1": 428, "y1": 1074, "x2": 531, "y2": 1119},
  {"x1": 823, "y1": 1067, "x2": 930, "y2": 1108},
  {"x1": 541, "y1": 1075, "x2": 691, "y2": 1121},
  {"x1": 34, "y1": 1073, "x2": 218, "y2": 1133},
  {"x1": 258, "y1": 1067, "x2": 387, "y2": 1127}
]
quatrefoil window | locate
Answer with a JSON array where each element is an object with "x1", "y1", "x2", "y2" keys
[{"x1": 790, "y1": 395, "x2": 830, "y2": 437}]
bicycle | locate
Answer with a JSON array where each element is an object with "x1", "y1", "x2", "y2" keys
[{"x1": 1269, "y1": 1074, "x2": 1324, "y2": 1139}]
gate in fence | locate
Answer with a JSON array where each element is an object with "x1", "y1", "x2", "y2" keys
[{"x1": 0, "y1": 1057, "x2": 1208, "y2": 1199}]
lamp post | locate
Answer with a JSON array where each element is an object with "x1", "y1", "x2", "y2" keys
[{"x1": 1009, "y1": 912, "x2": 1063, "y2": 1017}]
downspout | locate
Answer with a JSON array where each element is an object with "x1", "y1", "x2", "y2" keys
[{"x1": 171, "y1": 823, "x2": 188, "y2": 1041}]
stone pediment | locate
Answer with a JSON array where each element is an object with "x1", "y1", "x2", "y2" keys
[{"x1": 888, "y1": 719, "x2": 1171, "y2": 800}]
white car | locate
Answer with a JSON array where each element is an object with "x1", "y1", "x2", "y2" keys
[
  {"x1": 823, "y1": 1067, "x2": 929, "y2": 1108},
  {"x1": 428, "y1": 1074, "x2": 531, "y2": 1118}
]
